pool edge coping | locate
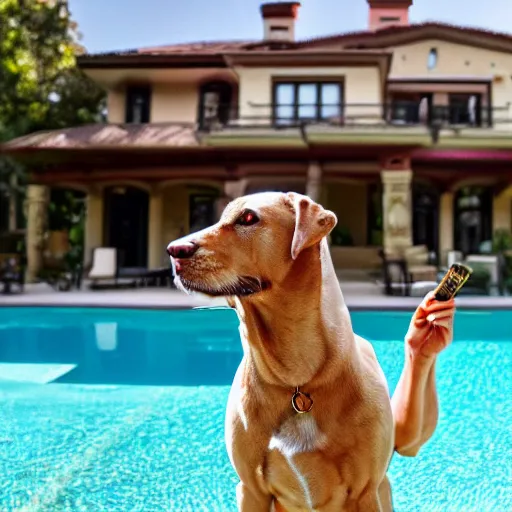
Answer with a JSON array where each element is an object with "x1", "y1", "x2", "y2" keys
[{"x1": 2, "y1": 302, "x2": 512, "y2": 311}]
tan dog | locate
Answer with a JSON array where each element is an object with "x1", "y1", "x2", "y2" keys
[{"x1": 167, "y1": 192, "x2": 455, "y2": 512}]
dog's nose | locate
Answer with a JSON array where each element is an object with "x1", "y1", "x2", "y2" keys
[{"x1": 167, "y1": 241, "x2": 199, "y2": 259}]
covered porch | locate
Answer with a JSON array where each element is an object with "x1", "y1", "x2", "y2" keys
[{"x1": 2, "y1": 123, "x2": 512, "y2": 288}]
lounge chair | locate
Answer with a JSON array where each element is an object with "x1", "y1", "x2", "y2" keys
[
  {"x1": 377, "y1": 249, "x2": 409, "y2": 296},
  {"x1": 402, "y1": 245, "x2": 438, "y2": 283},
  {"x1": 88, "y1": 247, "x2": 119, "y2": 289},
  {"x1": 378, "y1": 245, "x2": 438, "y2": 296}
]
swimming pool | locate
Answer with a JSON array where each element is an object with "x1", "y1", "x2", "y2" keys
[{"x1": 0, "y1": 306, "x2": 510, "y2": 512}]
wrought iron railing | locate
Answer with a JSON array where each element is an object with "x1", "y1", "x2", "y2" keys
[{"x1": 197, "y1": 101, "x2": 511, "y2": 132}]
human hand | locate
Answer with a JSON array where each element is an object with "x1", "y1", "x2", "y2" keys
[{"x1": 405, "y1": 291, "x2": 456, "y2": 361}]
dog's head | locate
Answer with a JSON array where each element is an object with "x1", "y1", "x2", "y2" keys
[{"x1": 166, "y1": 192, "x2": 337, "y2": 298}]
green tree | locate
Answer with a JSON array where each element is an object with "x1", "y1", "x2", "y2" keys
[{"x1": 0, "y1": 0, "x2": 105, "y2": 230}]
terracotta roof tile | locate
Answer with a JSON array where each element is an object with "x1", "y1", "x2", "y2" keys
[
  {"x1": 299, "y1": 22, "x2": 512, "y2": 48},
  {"x1": 1, "y1": 124, "x2": 201, "y2": 151},
  {"x1": 85, "y1": 41, "x2": 256, "y2": 58},
  {"x1": 137, "y1": 40, "x2": 255, "y2": 54},
  {"x1": 80, "y1": 22, "x2": 512, "y2": 61}
]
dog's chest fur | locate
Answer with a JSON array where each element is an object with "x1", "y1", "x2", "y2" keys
[{"x1": 268, "y1": 413, "x2": 327, "y2": 456}]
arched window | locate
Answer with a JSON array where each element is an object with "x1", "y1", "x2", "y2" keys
[{"x1": 427, "y1": 48, "x2": 438, "y2": 70}]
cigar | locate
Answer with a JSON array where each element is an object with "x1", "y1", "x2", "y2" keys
[{"x1": 434, "y1": 263, "x2": 473, "y2": 301}]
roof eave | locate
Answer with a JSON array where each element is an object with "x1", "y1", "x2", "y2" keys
[
  {"x1": 299, "y1": 23, "x2": 512, "y2": 54},
  {"x1": 77, "y1": 54, "x2": 228, "y2": 70},
  {"x1": 223, "y1": 50, "x2": 393, "y2": 68}
]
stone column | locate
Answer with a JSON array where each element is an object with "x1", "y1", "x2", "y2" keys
[
  {"x1": 306, "y1": 161, "x2": 322, "y2": 203},
  {"x1": 439, "y1": 191, "x2": 454, "y2": 262},
  {"x1": 25, "y1": 184, "x2": 50, "y2": 282},
  {"x1": 84, "y1": 186, "x2": 104, "y2": 268},
  {"x1": 148, "y1": 189, "x2": 164, "y2": 269},
  {"x1": 381, "y1": 169, "x2": 413, "y2": 250}
]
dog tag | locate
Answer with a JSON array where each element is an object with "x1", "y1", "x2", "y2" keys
[{"x1": 291, "y1": 388, "x2": 313, "y2": 414}]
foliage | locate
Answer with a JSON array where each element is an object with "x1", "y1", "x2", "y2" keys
[
  {"x1": 48, "y1": 188, "x2": 85, "y2": 270},
  {"x1": 0, "y1": 0, "x2": 105, "y2": 137},
  {"x1": 48, "y1": 188, "x2": 83, "y2": 230},
  {"x1": 466, "y1": 262, "x2": 491, "y2": 293},
  {"x1": 0, "y1": 0, "x2": 106, "y2": 214},
  {"x1": 492, "y1": 229, "x2": 512, "y2": 253}
]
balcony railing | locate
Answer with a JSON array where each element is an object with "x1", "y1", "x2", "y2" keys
[{"x1": 198, "y1": 102, "x2": 511, "y2": 132}]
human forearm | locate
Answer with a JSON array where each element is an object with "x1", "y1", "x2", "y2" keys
[{"x1": 391, "y1": 350, "x2": 437, "y2": 456}]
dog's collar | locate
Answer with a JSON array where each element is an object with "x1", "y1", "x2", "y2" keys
[{"x1": 291, "y1": 386, "x2": 313, "y2": 414}]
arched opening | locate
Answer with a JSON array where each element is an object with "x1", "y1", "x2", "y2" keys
[
  {"x1": 103, "y1": 186, "x2": 149, "y2": 268},
  {"x1": 198, "y1": 81, "x2": 234, "y2": 130},
  {"x1": 413, "y1": 182, "x2": 439, "y2": 254},
  {"x1": 454, "y1": 186, "x2": 493, "y2": 255}
]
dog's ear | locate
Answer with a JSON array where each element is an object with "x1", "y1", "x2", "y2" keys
[{"x1": 287, "y1": 193, "x2": 337, "y2": 260}]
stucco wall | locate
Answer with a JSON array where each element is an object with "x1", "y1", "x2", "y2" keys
[
  {"x1": 107, "y1": 84, "x2": 199, "y2": 124},
  {"x1": 326, "y1": 182, "x2": 368, "y2": 246}
]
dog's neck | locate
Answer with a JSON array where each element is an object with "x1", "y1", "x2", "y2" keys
[{"x1": 233, "y1": 239, "x2": 356, "y2": 389}]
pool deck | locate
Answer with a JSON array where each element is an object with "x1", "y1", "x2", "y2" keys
[{"x1": 1, "y1": 281, "x2": 512, "y2": 310}]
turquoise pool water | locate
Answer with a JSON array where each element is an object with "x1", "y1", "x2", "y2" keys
[{"x1": 0, "y1": 306, "x2": 511, "y2": 512}]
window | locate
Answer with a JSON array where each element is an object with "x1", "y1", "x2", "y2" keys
[
  {"x1": 390, "y1": 94, "x2": 432, "y2": 125},
  {"x1": 198, "y1": 81, "x2": 233, "y2": 130},
  {"x1": 427, "y1": 48, "x2": 438, "y2": 70},
  {"x1": 448, "y1": 94, "x2": 482, "y2": 126},
  {"x1": 125, "y1": 86, "x2": 151, "y2": 123},
  {"x1": 273, "y1": 81, "x2": 343, "y2": 125},
  {"x1": 380, "y1": 16, "x2": 400, "y2": 22}
]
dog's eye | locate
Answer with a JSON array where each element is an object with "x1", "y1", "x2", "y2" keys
[{"x1": 236, "y1": 210, "x2": 259, "y2": 227}]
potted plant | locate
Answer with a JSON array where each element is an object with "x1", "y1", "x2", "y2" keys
[{"x1": 492, "y1": 229, "x2": 512, "y2": 253}]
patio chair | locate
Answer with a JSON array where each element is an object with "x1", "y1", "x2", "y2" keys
[
  {"x1": 402, "y1": 245, "x2": 439, "y2": 283},
  {"x1": 377, "y1": 249, "x2": 409, "y2": 296},
  {"x1": 379, "y1": 245, "x2": 439, "y2": 296},
  {"x1": 88, "y1": 247, "x2": 119, "y2": 289}
]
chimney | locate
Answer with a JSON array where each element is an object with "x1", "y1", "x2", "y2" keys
[
  {"x1": 260, "y1": 2, "x2": 301, "y2": 42},
  {"x1": 367, "y1": 0, "x2": 412, "y2": 31}
]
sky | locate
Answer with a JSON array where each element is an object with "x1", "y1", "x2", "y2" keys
[{"x1": 68, "y1": 0, "x2": 512, "y2": 54}]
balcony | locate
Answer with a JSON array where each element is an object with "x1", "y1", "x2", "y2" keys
[
  {"x1": 199, "y1": 101, "x2": 512, "y2": 129},
  {"x1": 198, "y1": 100, "x2": 512, "y2": 147}
]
